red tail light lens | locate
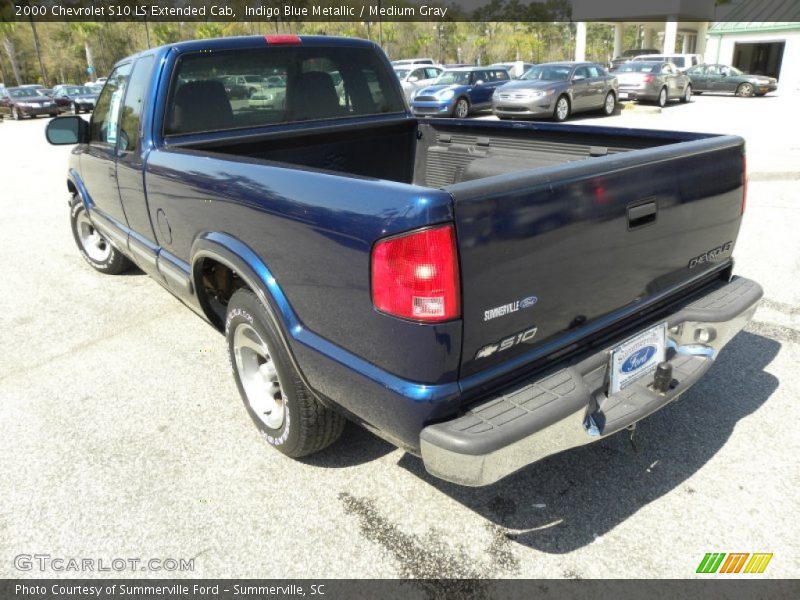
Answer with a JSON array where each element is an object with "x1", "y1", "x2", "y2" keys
[
  {"x1": 741, "y1": 154, "x2": 748, "y2": 214},
  {"x1": 371, "y1": 225, "x2": 461, "y2": 322},
  {"x1": 643, "y1": 74, "x2": 654, "y2": 83},
  {"x1": 264, "y1": 35, "x2": 301, "y2": 45}
]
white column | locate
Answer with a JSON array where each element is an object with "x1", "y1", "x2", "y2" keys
[
  {"x1": 643, "y1": 27, "x2": 654, "y2": 48},
  {"x1": 696, "y1": 22, "x2": 708, "y2": 57},
  {"x1": 681, "y1": 34, "x2": 689, "y2": 53},
  {"x1": 663, "y1": 19, "x2": 678, "y2": 54},
  {"x1": 613, "y1": 23, "x2": 624, "y2": 58},
  {"x1": 575, "y1": 21, "x2": 587, "y2": 61}
]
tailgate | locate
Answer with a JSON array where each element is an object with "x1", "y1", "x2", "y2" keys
[{"x1": 449, "y1": 135, "x2": 746, "y2": 380}]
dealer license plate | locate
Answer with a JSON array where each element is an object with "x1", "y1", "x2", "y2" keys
[
  {"x1": 608, "y1": 322, "x2": 667, "y2": 394},
  {"x1": 618, "y1": 92, "x2": 629, "y2": 99}
]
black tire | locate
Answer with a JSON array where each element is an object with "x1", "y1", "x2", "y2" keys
[
  {"x1": 70, "y1": 200, "x2": 133, "y2": 275},
  {"x1": 602, "y1": 91, "x2": 616, "y2": 116},
  {"x1": 553, "y1": 95, "x2": 570, "y2": 122},
  {"x1": 657, "y1": 87, "x2": 667, "y2": 107},
  {"x1": 226, "y1": 289, "x2": 345, "y2": 458},
  {"x1": 452, "y1": 97, "x2": 470, "y2": 118},
  {"x1": 49, "y1": 112, "x2": 58, "y2": 117},
  {"x1": 679, "y1": 84, "x2": 692, "y2": 103},
  {"x1": 737, "y1": 83, "x2": 754, "y2": 97}
]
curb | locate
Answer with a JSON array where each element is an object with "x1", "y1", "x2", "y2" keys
[{"x1": 748, "y1": 171, "x2": 800, "y2": 182}]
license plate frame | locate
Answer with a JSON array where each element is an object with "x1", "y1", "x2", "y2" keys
[
  {"x1": 608, "y1": 322, "x2": 667, "y2": 395},
  {"x1": 618, "y1": 91, "x2": 629, "y2": 99}
]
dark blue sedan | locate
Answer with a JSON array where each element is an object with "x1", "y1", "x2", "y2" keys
[{"x1": 409, "y1": 66, "x2": 510, "y2": 118}]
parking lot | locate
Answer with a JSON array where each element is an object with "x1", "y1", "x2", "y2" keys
[{"x1": 1, "y1": 91, "x2": 798, "y2": 579}]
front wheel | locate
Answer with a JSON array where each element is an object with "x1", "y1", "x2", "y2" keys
[
  {"x1": 680, "y1": 84, "x2": 692, "y2": 103},
  {"x1": 602, "y1": 91, "x2": 616, "y2": 116},
  {"x1": 226, "y1": 289, "x2": 345, "y2": 457},
  {"x1": 70, "y1": 201, "x2": 132, "y2": 274},
  {"x1": 737, "y1": 82, "x2": 754, "y2": 97},
  {"x1": 657, "y1": 87, "x2": 667, "y2": 107},
  {"x1": 553, "y1": 95, "x2": 570, "y2": 122},
  {"x1": 453, "y1": 98, "x2": 470, "y2": 118}
]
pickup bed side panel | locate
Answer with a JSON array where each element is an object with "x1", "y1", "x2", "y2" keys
[
  {"x1": 450, "y1": 135, "x2": 746, "y2": 383},
  {"x1": 143, "y1": 149, "x2": 461, "y2": 445}
]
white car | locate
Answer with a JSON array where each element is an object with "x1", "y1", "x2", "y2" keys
[
  {"x1": 394, "y1": 64, "x2": 445, "y2": 101},
  {"x1": 633, "y1": 54, "x2": 703, "y2": 72},
  {"x1": 392, "y1": 58, "x2": 436, "y2": 66}
]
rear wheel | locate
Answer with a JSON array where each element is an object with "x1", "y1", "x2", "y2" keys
[
  {"x1": 602, "y1": 91, "x2": 616, "y2": 116},
  {"x1": 70, "y1": 200, "x2": 133, "y2": 274},
  {"x1": 657, "y1": 87, "x2": 667, "y2": 107},
  {"x1": 453, "y1": 97, "x2": 470, "y2": 118},
  {"x1": 736, "y1": 82, "x2": 754, "y2": 97},
  {"x1": 226, "y1": 289, "x2": 345, "y2": 457},
  {"x1": 553, "y1": 95, "x2": 570, "y2": 122},
  {"x1": 680, "y1": 84, "x2": 692, "y2": 103}
]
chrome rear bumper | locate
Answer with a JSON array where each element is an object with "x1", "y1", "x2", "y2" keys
[{"x1": 420, "y1": 276, "x2": 762, "y2": 486}]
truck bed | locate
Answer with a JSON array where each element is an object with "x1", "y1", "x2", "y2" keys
[{"x1": 165, "y1": 117, "x2": 744, "y2": 385}]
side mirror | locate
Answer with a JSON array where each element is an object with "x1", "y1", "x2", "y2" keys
[
  {"x1": 46, "y1": 115, "x2": 89, "y2": 145},
  {"x1": 475, "y1": 79, "x2": 485, "y2": 86},
  {"x1": 573, "y1": 75, "x2": 586, "y2": 81},
  {"x1": 408, "y1": 76, "x2": 419, "y2": 83}
]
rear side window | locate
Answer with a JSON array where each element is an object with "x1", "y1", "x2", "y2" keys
[{"x1": 166, "y1": 46, "x2": 405, "y2": 135}]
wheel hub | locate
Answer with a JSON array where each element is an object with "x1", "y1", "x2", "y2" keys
[
  {"x1": 233, "y1": 323, "x2": 285, "y2": 430},
  {"x1": 76, "y1": 212, "x2": 111, "y2": 262}
]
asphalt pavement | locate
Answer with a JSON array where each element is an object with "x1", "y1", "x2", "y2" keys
[{"x1": 0, "y1": 93, "x2": 798, "y2": 579}]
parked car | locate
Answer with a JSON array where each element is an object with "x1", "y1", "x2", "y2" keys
[
  {"x1": 44, "y1": 35, "x2": 758, "y2": 487},
  {"x1": 392, "y1": 58, "x2": 435, "y2": 66},
  {"x1": 490, "y1": 61, "x2": 535, "y2": 79},
  {"x1": 394, "y1": 64, "x2": 444, "y2": 101},
  {"x1": 0, "y1": 87, "x2": 58, "y2": 119},
  {"x1": 492, "y1": 62, "x2": 618, "y2": 121},
  {"x1": 218, "y1": 75, "x2": 251, "y2": 99},
  {"x1": 609, "y1": 48, "x2": 659, "y2": 71},
  {"x1": 633, "y1": 53, "x2": 702, "y2": 72},
  {"x1": 686, "y1": 64, "x2": 778, "y2": 97},
  {"x1": 52, "y1": 85, "x2": 100, "y2": 113},
  {"x1": 616, "y1": 61, "x2": 693, "y2": 106},
  {"x1": 248, "y1": 74, "x2": 287, "y2": 110},
  {"x1": 410, "y1": 66, "x2": 510, "y2": 117}
]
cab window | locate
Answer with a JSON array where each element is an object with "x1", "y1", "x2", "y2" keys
[{"x1": 90, "y1": 64, "x2": 132, "y2": 146}]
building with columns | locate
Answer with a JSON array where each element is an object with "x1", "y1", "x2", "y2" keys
[{"x1": 571, "y1": 0, "x2": 799, "y2": 91}]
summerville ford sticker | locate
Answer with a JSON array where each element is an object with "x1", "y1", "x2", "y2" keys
[{"x1": 484, "y1": 295, "x2": 538, "y2": 321}]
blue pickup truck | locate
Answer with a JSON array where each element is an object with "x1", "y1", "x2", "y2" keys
[{"x1": 46, "y1": 35, "x2": 761, "y2": 486}]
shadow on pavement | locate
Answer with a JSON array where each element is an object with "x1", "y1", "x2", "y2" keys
[{"x1": 397, "y1": 330, "x2": 780, "y2": 553}]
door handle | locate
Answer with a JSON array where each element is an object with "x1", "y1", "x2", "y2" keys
[{"x1": 627, "y1": 201, "x2": 657, "y2": 229}]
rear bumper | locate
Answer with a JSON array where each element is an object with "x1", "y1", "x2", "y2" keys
[{"x1": 420, "y1": 276, "x2": 762, "y2": 486}]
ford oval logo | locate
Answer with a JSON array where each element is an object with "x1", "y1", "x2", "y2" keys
[
  {"x1": 520, "y1": 296, "x2": 538, "y2": 309},
  {"x1": 621, "y1": 345, "x2": 657, "y2": 373}
]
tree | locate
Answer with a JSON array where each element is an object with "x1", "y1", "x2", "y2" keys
[
  {"x1": 0, "y1": 23, "x2": 22, "y2": 85},
  {"x1": 29, "y1": 18, "x2": 48, "y2": 86},
  {"x1": 69, "y1": 23, "x2": 100, "y2": 79}
]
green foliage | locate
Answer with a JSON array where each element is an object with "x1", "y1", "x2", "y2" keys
[{"x1": 0, "y1": 20, "x2": 628, "y2": 87}]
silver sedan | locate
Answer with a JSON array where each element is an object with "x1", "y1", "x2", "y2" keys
[
  {"x1": 492, "y1": 62, "x2": 618, "y2": 122},
  {"x1": 616, "y1": 61, "x2": 693, "y2": 106}
]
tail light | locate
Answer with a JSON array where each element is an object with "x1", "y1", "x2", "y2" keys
[
  {"x1": 741, "y1": 154, "x2": 748, "y2": 214},
  {"x1": 371, "y1": 225, "x2": 461, "y2": 322},
  {"x1": 265, "y1": 35, "x2": 301, "y2": 45},
  {"x1": 643, "y1": 74, "x2": 654, "y2": 83}
]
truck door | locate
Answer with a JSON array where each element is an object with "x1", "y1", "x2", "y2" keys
[
  {"x1": 81, "y1": 63, "x2": 131, "y2": 225},
  {"x1": 115, "y1": 55, "x2": 158, "y2": 242}
]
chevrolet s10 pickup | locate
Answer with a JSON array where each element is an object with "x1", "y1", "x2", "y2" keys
[{"x1": 46, "y1": 35, "x2": 761, "y2": 486}]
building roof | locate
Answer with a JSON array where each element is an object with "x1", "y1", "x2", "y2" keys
[{"x1": 711, "y1": 0, "x2": 800, "y2": 33}]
